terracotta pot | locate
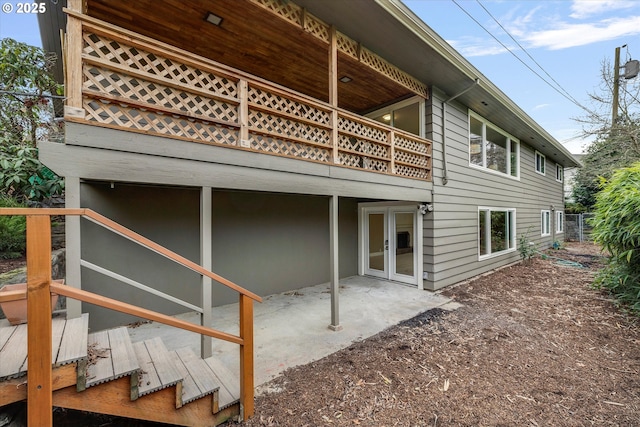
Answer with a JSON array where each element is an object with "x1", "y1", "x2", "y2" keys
[{"x1": 0, "y1": 282, "x2": 60, "y2": 326}]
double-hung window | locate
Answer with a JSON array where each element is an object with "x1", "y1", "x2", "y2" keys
[
  {"x1": 535, "y1": 151, "x2": 546, "y2": 175},
  {"x1": 469, "y1": 112, "x2": 519, "y2": 178},
  {"x1": 541, "y1": 210, "x2": 551, "y2": 236},
  {"x1": 556, "y1": 164, "x2": 563, "y2": 182},
  {"x1": 556, "y1": 211, "x2": 564, "y2": 233},
  {"x1": 478, "y1": 207, "x2": 516, "y2": 259}
]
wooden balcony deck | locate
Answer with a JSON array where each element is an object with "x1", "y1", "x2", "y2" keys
[{"x1": 64, "y1": 12, "x2": 432, "y2": 182}]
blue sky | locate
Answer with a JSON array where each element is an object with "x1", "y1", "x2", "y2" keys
[
  {"x1": 2, "y1": 1, "x2": 640, "y2": 154},
  {"x1": 406, "y1": 0, "x2": 640, "y2": 154}
]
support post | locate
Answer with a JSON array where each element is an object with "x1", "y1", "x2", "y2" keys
[
  {"x1": 613, "y1": 46, "x2": 621, "y2": 125},
  {"x1": 239, "y1": 294, "x2": 254, "y2": 420},
  {"x1": 64, "y1": 1, "x2": 84, "y2": 118},
  {"x1": 200, "y1": 186, "x2": 213, "y2": 358},
  {"x1": 26, "y1": 215, "x2": 53, "y2": 427},
  {"x1": 65, "y1": 176, "x2": 82, "y2": 318},
  {"x1": 328, "y1": 195, "x2": 341, "y2": 331}
]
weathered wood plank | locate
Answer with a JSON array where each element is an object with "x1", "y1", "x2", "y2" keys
[
  {"x1": 143, "y1": 337, "x2": 182, "y2": 389},
  {"x1": 0, "y1": 324, "x2": 27, "y2": 379},
  {"x1": 108, "y1": 327, "x2": 138, "y2": 378},
  {"x1": 86, "y1": 330, "x2": 113, "y2": 387},
  {"x1": 133, "y1": 341, "x2": 161, "y2": 396},
  {"x1": 0, "y1": 321, "x2": 16, "y2": 351},
  {"x1": 0, "y1": 363, "x2": 78, "y2": 407},
  {"x1": 174, "y1": 347, "x2": 219, "y2": 398},
  {"x1": 205, "y1": 357, "x2": 240, "y2": 409},
  {"x1": 50, "y1": 316, "x2": 66, "y2": 364},
  {"x1": 56, "y1": 313, "x2": 89, "y2": 366},
  {"x1": 170, "y1": 349, "x2": 204, "y2": 406}
]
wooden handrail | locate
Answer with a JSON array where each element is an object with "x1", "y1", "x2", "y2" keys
[
  {"x1": 50, "y1": 282, "x2": 244, "y2": 345},
  {"x1": 1, "y1": 208, "x2": 259, "y2": 424},
  {"x1": 0, "y1": 208, "x2": 262, "y2": 302}
]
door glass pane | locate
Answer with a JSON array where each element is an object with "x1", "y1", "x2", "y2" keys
[
  {"x1": 368, "y1": 213, "x2": 385, "y2": 272},
  {"x1": 394, "y1": 212, "x2": 414, "y2": 276}
]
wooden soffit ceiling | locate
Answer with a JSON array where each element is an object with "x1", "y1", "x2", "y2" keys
[{"x1": 85, "y1": 0, "x2": 427, "y2": 113}]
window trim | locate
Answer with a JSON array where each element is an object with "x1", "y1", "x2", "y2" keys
[
  {"x1": 478, "y1": 207, "x2": 517, "y2": 261},
  {"x1": 535, "y1": 151, "x2": 546, "y2": 175},
  {"x1": 556, "y1": 210, "x2": 564, "y2": 234},
  {"x1": 556, "y1": 164, "x2": 563, "y2": 182},
  {"x1": 468, "y1": 111, "x2": 520, "y2": 180},
  {"x1": 541, "y1": 210, "x2": 551, "y2": 236}
]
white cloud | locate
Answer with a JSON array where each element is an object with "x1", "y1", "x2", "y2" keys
[
  {"x1": 533, "y1": 104, "x2": 550, "y2": 110},
  {"x1": 524, "y1": 16, "x2": 640, "y2": 50},
  {"x1": 570, "y1": 0, "x2": 637, "y2": 19},
  {"x1": 448, "y1": 36, "x2": 512, "y2": 57}
]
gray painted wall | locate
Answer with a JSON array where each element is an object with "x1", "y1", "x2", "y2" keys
[
  {"x1": 80, "y1": 183, "x2": 359, "y2": 329},
  {"x1": 423, "y1": 89, "x2": 565, "y2": 290}
]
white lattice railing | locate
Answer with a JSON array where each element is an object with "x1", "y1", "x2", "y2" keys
[{"x1": 65, "y1": 13, "x2": 432, "y2": 181}]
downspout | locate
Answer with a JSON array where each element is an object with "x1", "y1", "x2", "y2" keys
[{"x1": 441, "y1": 78, "x2": 480, "y2": 185}]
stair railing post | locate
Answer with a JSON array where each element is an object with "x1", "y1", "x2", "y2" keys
[
  {"x1": 26, "y1": 214, "x2": 53, "y2": 427},
  {"x1": 239, "y1": 294, "x2": 254, "y2": 420}
]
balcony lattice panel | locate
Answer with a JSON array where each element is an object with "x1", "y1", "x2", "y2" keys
[
  {"x1": 337, "y1": 116, "x2": 387, "y2": 144},
  {"x1": 248, "y1": 111, "x2": 330, "y2": 145},
  {"x1": 339, "y1": 152, "x2": 390, "y2": 173},
  {"x1": 248, "y1": 86, "x2": 331, "y2": 126},
  {"x1": 395, "y1": 164, "x2": 429, "y2": 180},
  {"x1": 338, "y1": 135, "x2": 389, "y2": 159},
  {"x1": 83, "y1": 99, "x2": 238, "y2": 146},
  {"x1": 248, "y1": 134, "x2": 332, "y2": 163},
  {"x1": 395, "y1": 150, "x2": 428, "y2": 168},
  {"x1": 83, "y1": 33, "x2": 238, "y2": 99},
  {"x1": 83, "y1": 66, "x2": 237, "y2": 124},
  {"x1": 395, "y1": 134, "x2": 430, "y2": 155}
]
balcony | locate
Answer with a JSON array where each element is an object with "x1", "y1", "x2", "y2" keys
[{"x1": 63, "y1": 12, "x2": 432, "y2": 182}]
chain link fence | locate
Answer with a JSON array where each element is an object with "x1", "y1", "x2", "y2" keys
[{"x1": 565, "y1": 213, "x2": 595, "y2": 242}]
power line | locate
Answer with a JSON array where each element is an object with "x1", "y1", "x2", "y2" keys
[{"x1": 450, "y1": 0, "x2": 592, "y2": 115}]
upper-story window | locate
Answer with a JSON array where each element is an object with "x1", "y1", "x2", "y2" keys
[
  {"x1": 469, "y1": 112, "x2": 519, "y2": 179},
  {"x1": 535, "y1": 151, "x2": 546, "y2": 175},
  {"x1": 368, "y1": 96, "x2": 425, "y2": 138},
  {"x1": 556, "y1": 164, "x2": 563, "y2": 182}
]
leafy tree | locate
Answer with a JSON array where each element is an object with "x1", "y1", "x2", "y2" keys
[
  {"x1": 0, "y1": 38, "x2": 64, "y2": 202},
  {"x1": 572, "y1": 58, "x2": 640, "y2": 209},
  {"x1": 590, "y1": 162, "x2": 640, "y2": 314}
]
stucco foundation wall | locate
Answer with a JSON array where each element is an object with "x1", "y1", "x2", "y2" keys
[{"x1": 80, "y1": 183, "x2": 358, "y2": 330}]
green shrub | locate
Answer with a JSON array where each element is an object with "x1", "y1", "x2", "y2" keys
[
  {"x1": 590, "y1": 162, "x2": 640, "y2": 314},
  {"x1": 0, "y1": 196, "x2": 26, "y2": 259}
]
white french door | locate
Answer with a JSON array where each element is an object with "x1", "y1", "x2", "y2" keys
[{"x1": 361, "y1": 205, "x2": 421, "y2": 286}]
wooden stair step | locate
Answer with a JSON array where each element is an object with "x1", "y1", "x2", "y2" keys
[
  {"x1": 0, "y1": 323, "x2": 27, "y2": 380},
  {"x1": 55, "y1": 313, "x2": 89, "y2": 366},
  {"x1": 170, "y1": 347, "x2": 220, "y2": 406},
  {"x1": 86, "y1": 327, "x2": 139, "y2": 388},
  {"x1": 0, "y1": 314, "x2": 89, "y2": 381},
  {"x1": 132, "y1": 337, "x2": 182, "y2": 397},
  {"x1": 205, "y1": 357, "x2": 240, "y2": 409}
]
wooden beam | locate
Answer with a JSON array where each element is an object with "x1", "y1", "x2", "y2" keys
[
  {"x1": 26, "y1": 215, "x2": 53, "y2": 427},
  {"x1": 239, "y1": 294, "x2": 254, "y2": 420}
]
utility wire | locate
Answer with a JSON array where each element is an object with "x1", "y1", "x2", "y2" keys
[
  {"x1": 475, "y1": 0, "x2": 585, "y2": 108},
  {"x1": 450, "y1": 0, "x2": 592, "y2": 115}
]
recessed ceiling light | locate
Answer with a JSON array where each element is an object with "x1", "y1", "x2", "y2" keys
[
  {"x1": 205, "y1": 12, "x2": 223, "y2": 26},
  {"x1": 339, "y1": 76, "x2": 352, "y2": 83},
  {"x1": 382, "y1": 114, "x2": 391, "y2": 121}
]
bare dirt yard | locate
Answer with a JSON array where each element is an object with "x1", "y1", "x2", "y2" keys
[
  {"x1": 1, "y1": 242, "x2": 639, "y2": 426},
  {"x1": 231, "y1": 242, "x2": 640, "y2": 427}
]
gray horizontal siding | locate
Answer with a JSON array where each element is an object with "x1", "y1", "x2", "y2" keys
[{"x1": 424, "y1": 89, "x2": 564, "y2": 290}]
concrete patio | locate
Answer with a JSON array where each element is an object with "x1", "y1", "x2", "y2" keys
[{"x1": 127, "y1": 276, "x2": 459, "y2": 391}]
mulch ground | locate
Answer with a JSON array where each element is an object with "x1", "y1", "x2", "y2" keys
[
  {"x1": 1, "y1": 242, "x2": 639, "y2": 426},
  {"x1": 230, "y1": 242, "x2": 640, "y2": 427}
]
